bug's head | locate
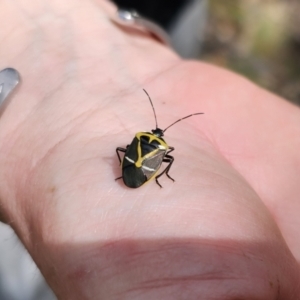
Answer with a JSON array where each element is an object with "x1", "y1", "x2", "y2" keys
[{"x1": 152, "y1": 128, "x2": 164, "y2": 137}]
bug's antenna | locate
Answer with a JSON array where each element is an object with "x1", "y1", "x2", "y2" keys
[
  {"x1": 143, "y1": 89, "x2": 158, "y2": 129},
  {"x1": 163, "y1": 113, "x2": 204, "y2": 133}
]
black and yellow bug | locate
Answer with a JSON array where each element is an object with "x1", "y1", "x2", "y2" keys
[{"x1": 116, "y1": 89, "x2": 203, "y2": 188}]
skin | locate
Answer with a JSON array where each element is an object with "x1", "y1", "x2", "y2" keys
[{"x1": 0, "y1": 0, "x2": 300, "y2": 299}]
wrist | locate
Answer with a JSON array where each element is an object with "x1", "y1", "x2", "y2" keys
[{"x1": 0, "y1": 0, "x2": 110, "y2": 224}]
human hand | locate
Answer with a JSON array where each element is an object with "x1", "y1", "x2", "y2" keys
[{"x1": 0, "y1": 0, "x2": 299, "y2": 299}]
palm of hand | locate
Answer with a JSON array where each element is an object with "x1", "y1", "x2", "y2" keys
[{"x1": 0, "y1": 1, "x2": 300, "y2": 299}]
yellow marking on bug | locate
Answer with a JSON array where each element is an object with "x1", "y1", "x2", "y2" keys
[{"x1": 134, "y1": 132, "x2": 168, "y2": 168}]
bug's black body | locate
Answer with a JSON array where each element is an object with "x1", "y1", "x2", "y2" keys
[
  {"x1": 116, "y1": 131, "x2": 174, "y2": 188},
  {"x1": 115, "y1": 89, "x2": 203, "y2": 188}
]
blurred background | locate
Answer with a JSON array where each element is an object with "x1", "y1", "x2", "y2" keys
[
  {"x1": 1, "y1": 1, "x2": 299, "y2": 299},
  {"x1": 114, "y1": 0, "x2": 300, "y2": 104},
  {"x1": 201, "y1": 0, "x2": 300, "y2": 105}
]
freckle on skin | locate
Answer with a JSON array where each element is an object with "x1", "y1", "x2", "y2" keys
[{"x1": 49, "y1": 186, "x2": 56, "y2": 194}]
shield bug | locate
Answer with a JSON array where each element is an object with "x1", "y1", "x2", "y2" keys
[{"x1": 116, "y1": 89, "x2": 203, "y2": 188}]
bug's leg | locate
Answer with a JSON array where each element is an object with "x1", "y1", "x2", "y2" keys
[
  {"x1": 162, "y1": 154, "x2": 175, "y2": 182},
  {"x1": 166, "y1": 146, "x2": 174, "y2": 155},
  {"x1": 157, "y1": 147, "x2": 175, "y2": 182},
  {"x1": 155, "y1": 154, "x2": 175, "y2": 187},
  {"x1": 116, "y1": 146, "x2": 128, "y2": 164},
  {"x1": 155, "y1": 177, "x2": 163, "y2": 188},
  {"x1": 115, "y1": 146, "x2": 128, "y2": 181}
]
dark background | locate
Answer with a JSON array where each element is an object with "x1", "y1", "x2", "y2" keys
[{"x1": 112, "y1": 0, "x2": 189, "y2": 28}]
